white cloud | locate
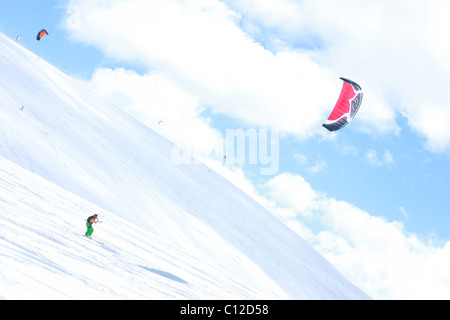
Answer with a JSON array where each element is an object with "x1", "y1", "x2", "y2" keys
[
  {"x1": 308, "y1": 158, "x2": 326, "y2": 174},
  {"x1": 260, "y1": 172, "x2": 450, "y2": 299},
  {"x1": 227, "y1": 0, "x2": 450, "y2": 151},
  {"x1": 428, "y1": 0, "x2": 450, "y2": 71},
  {"x1": 293, "y1": 153, "x2": 308, "y2": 165},
  {"x1": 260, "y1": 173, "x2": 322, "y2": 218},
  {"x1": 402, "y1": 102, "x2": 450, "y2": 154},
  {"x1": 63, "y1": 0, "x2": 340, "y2": 142},
  {"x1": 398, "y1": 206, "x2": 409, "y2": 220},
  {"x1": 64, "y1": 0, "x2": 450, "y2": 152},
  {"x1": 338, "y1": 142, "x2": 360, "y2": 157},
  {"x1": 365, "y1": 149, "x2": 394, "y2": 168},
  {"x1": 292, "y1": 153, "x2": 326, "y2": 174}
]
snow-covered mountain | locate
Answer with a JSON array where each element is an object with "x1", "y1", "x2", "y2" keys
[{"x1": 0, "y1": 32, "x2": 369, "y2": 300}]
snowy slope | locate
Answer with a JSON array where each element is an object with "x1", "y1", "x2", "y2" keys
[
  {"x1": 0, "y1": 156, "x2": 278, "y2": 299},
  {"x1": 0, "y1": 32, "x2": 369, "y2": 299}
]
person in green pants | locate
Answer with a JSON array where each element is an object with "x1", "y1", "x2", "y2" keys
[{"x1": 85, "y1": 214, "x2": 99, "y2": 238}]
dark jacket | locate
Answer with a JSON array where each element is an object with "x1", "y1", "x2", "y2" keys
[{"x1": 86, "y1": 215, "x2": 98, "y2": 226}]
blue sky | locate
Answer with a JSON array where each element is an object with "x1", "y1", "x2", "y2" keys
[
  {"x1": 0, "y1": 1, "x2": 90, "y2": 74},
  {"x1": 0, "y1": 1, "x2": 137, "y2": 78},
  {"x1": 2, "y1": 0, "x2": 450, "y2": 299},
  {"x1": 210, "y1": 107, "x2": 450, "y2": 240}
]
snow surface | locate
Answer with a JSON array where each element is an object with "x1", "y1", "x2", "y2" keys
[{"x1": 0, "y1": 32, "x2": 369, "y2": 300}]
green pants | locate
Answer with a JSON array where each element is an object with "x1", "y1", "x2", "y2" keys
[{"x1": 85, "y1": 222, "x2": 94, "y2": 237}]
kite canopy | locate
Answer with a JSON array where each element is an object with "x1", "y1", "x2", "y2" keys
[
  {"x1": 322, "y1": 77, "x2": 363, "y2": 132},
  {"x1": 36, "y1": 29, "x2": 49, "y2": 41}
]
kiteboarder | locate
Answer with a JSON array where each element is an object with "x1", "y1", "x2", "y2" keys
[{"x1": 85, "y1": 214, "x2": 99, "y2": 238}]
